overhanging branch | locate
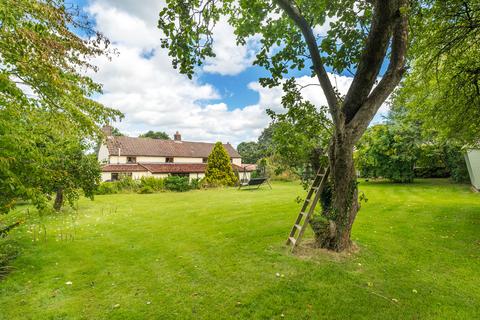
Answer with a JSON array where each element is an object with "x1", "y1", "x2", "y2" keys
[{"x1": 274, "y1": 0, "x2": 339, "y2": 122}]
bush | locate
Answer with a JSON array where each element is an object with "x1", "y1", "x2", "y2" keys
[
  {"x1": 164, "y1": 176, "x2": 190, "y2": 192},
  {"x1": 140, "y1": 176, "x2": 164, "y2": 191},
  {"x1": 95, "y1": 182, "x2": 119, "y2": 195},
  {"x1": 189, "y1": 178, "x2": 203, "y2": 190},
  {"x1": 205, "y1": 142, "x2": 238, "y2": 186},
  {"x1": 138, "y1": 185, "x2": 154, "y2": 194},
  {"x1": 116, "y1": 176, "x2": 139, "y2": 192}
]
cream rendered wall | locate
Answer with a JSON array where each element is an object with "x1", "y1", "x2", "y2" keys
[
  {"x1": 189, "y1": 173, "x2": 205, "y2": 180},
  {"x1": 232, "y1": 158, "x2": 242, "y2": 165},
  {"x1": 174, "y1": 157, "x2": 203, "y2": 163},
  {"x1": 132, "y1": 171, "x2": 152, "y2": 179},
  {"x1": 98, "y1": 143, "x2": 110, "y2": 163},
  {"x1": 152, "y1": 173, "x2": 169, "y2": 179},
  {"x1": 109, "y1": 156, "x2": 128, "y2": 164},
  {"x1": 101, "y1": 172, "x2": 111, "y2": 181},
  {"x1": 136, "y1": 156, "x2": 166, "y2": 163}
]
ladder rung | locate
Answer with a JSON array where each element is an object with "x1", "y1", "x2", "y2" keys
[
  {"x1": 288, "y1": 237, "x2": 296, "y2": 245},
  {"x1": 295, "y1": 224, "x2": 302, "y2": 230},
  {"x1": 299, "y1": 211, "x2": 306, "y2": 216}
]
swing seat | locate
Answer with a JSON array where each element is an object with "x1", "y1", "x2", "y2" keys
[{"x1": 238, "y1": 177, "x2": 271, "y2": 189}]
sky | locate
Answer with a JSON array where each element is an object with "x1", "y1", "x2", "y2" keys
[{"x1": 73, "y1": 0, "x2": 389, "y2": 146}]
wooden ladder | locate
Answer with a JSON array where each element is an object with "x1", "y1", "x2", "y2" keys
[{"x1": 286, "y1": 165, "x2": 330, "y2": 250}]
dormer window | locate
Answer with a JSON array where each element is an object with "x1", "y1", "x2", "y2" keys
[
  {"x1": 166, "y1": 157, "x2": 174, "y2": 163},
  {"x1": 127, "y1": 156, "x2": 136, "y2": 164},
  {"x1": 202, "y1": 157, "x2": 208, "y2": 163}
]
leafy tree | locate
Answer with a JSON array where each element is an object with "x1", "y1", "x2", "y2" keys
[
  {"x1": 355, "y1": 124, "x2": 419, "y2": 183},
  {"x1": 139, "y1": 130, "x2": 170, "y2": 139},
  {"x1": 159, "y1": 0, "x2": 409, "y2": 250},
  {"x1": 0, "y1": 0, "x2": 122, "y2": 213},
  {"x1": 397, "y1": 1, "x2": 480, "y2": 144},
  {"x1": 111, "y1": 127, "x2": 125, "y2": 137},
  {"x1": 237, "y1": 141, "x2": 262, "y2": 164},
  {"x1": 205, "y1": 142, "x2": 238, "y2": 186},
  {"x1": 268, "y1": 80, "x2": 331, "y2": 179}
]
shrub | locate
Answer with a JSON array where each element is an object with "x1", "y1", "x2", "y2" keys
[
  {"x1": 95, "y1": 182, "x2": 119, "y2": 195},
  {"x1": 205, "y1": 142, "x2": 238, "y2": 186},
  {"x1": 138, "y1": 185, "x2": 154, "y2": 194},
  {"x1": 189, "y1": 178, "x2": 203, "y2": 190},
  {"x1": 140, "y1": 176, "x2": 164, "y2": 191},
  {"x1": 164, "y1": 176, "x2": 190, "y2": 192},
  {"x1": 116, "y1": 176, "x2": 139, "y2": 191}
]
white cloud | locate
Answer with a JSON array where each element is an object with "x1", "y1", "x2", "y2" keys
[
  {"x1": 203, "y1": 18, "x2": 259, "y2": 76},
  {"x1": 83, "y1": 1, "x2": 388, "y2": 147}
]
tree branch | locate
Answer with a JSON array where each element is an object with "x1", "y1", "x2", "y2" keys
[
  {"x1": 343, "y1": 1, "x2": 399, "y2": 124},
  {"x1": 347, "y1": 0, "x2": 409, "y2": 144},
  {"x1": 274, "y1": 0, "x2": 339, "y2": 122}
]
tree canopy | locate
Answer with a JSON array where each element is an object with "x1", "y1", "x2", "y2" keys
[
  {"x1": 139, "y1": 130, "x2": 170, "y2": 140},
  {"x1": 398, "y1": 1, "x2": 480, "y2": 144},
  {"x1": 0, "y1": 0, "x2": 121, "y2": 213}
]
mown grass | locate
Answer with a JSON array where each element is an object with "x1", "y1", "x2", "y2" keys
[{"x1": 0, "y1": 179, "x2": 479, "y2": 319}]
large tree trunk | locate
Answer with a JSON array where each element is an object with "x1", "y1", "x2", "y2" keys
[
  {"x1": 53, "y1": 188, "x2": 64, "y2": 211},
  {"x1": 312, "y1": 129, "x2": 359, "y2": 251}
]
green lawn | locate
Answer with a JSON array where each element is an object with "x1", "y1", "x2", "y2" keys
[{"x1": 1, "y1": 180, "x2": 479, "y2": 319}]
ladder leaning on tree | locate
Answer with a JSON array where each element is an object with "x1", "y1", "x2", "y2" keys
[{"x1": 286, "y1": 164, "x2": 330, "y2": 251}]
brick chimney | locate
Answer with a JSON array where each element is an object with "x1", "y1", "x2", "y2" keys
[
  {"x1": 174, "y1": 131, "x2": 182, "y2": 141},
  {"x1": 102, "y1": 125, "x2": 113, "y2": 137}
]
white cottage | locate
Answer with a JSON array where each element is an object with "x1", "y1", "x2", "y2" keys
[{"x1": 98, "y1": 126, "x2": 254, "y2": 182}]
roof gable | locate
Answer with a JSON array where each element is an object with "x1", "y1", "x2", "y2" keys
[{"x1": 105, "y1": 136, "x2": 241, "y2": 158}]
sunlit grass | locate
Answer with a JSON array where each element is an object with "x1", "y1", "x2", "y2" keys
[{"x1": 0, "y1": 180, "x2": 479, "y2": 319}]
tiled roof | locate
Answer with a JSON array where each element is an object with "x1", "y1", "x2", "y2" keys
[
  {"x1": 101, "y1": 164, "x2": 147, "y2": 172},
  {"x1": 105, "y1": 136, "x2": 241, "y2": 158},
  {"x1": 101, "y1": 163, "x2": 246, "y2": 174}
]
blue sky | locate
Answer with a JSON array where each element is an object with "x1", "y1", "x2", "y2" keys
[{"x1": 73, "y1": 0, "x2": 389, "y2": 145}]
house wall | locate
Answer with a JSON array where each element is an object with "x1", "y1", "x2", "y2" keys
[
  {"x1": 109, "y1": 155, "x2": 128, "y2": 164},
  {"x1": 189, "y1": 173, "x2": 205, "y2": 181},
  {"x1": 152, "y1": 173, "x2": 169, "y2": 179},
  {"x1": 174, "y1": 157, "x2": 203, "y2": 163},
  {"x1": 101, "y1": 172, "x2": 111, "y2": 181},
  {"x1": 136, "y1": 156, "x2": 166, "y2": 163},
  {"x1": 98, "y1": 143, "x2": 110, "y2": 163},
  {"x1": 465, "y1": 149, "x2": 480, "y2": 190},
  {"x1": 132, "y1": 171, "x2": 151, "y2": 179},
  {"x1": 232, "y1": 158, "x2": 242, "y2": 166}
]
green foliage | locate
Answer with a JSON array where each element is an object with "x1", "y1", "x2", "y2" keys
[
  {"x1": 138, "y1": 186, "x2": 154, "y2": 194},
  {"x1": 139, "y1": 131, "x2": 170, "y2": 140},
  {"x1": 398, "y1": 1, "x2": 480, "y2": 144},
  {"x1": 0, "y1": 0, "x2": 122, "y2": 213},
  {"x1": 356, "y1": 124, "x2": 419, "y2": 183},
  {"x1": 237, "y1": 142, "x2": 263, "y2": 164},
  {"x1": 95, "y1": 182, "x2": 119, "y2": 195},
  {"x1": 189, "y1": 178, "x2": 203, "y2": 190},
  {"x1": 140, "y1": 177, "x2": 165, "y2": 191},
  {"x1": 205, "y1": 142, "x2": 238, "y2": 187},
  {"x1": 164, "y1": 176, "x2": 190, "y2": 192}
]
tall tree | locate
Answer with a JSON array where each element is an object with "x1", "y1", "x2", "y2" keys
[
  {"x1": 205, "y1": 142, "x2": 238, "y2": 186},
  {"x1": 397, "y1": 1, "x2": 480, "y2": 144},
  {"x1": 139, "y1": 130, "x2": 170, "y2": 139},
  {"x1": 0, "y1": 0, "x2": 122, "y2": 213},
  {"x1": 159, "y1": 0, "x2": 409, "y2": 251}
]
